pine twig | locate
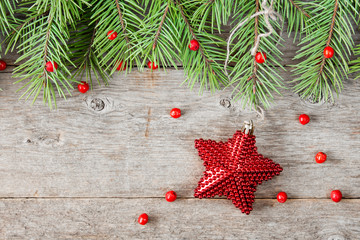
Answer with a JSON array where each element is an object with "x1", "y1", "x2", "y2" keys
[
  {"x1": 115, "y1": 0, "x2": 131, "y2": 48},
  {"x1": 318, "y1": 0, "x2": 338, "y2": 80},
  {"x1": 86, "y1": 21, "x2": 97, "y2": 60},
  {"x1": 153, "y1": 4, "x2": 170, "y2": 50},
  {"x1": 249, "y1": 0, "x2": 260, "y2": 94},
  {"x1": 288, "y1": 0, "x2": 310, "y2": 18},
  {"x1": 42, "y1": 13, "x2": 54, "y2": 78},
  {"x1": 175, "y1": 0, "x2": 214, "y2": 67}
]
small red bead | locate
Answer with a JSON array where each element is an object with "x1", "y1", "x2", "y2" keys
[
  {"x1": 165, "y1": 190, "x2": 177, "y2": 202},
  {"x1": 147, "y1": 61, "x2": 158, "y2": 70},
  {"x1": 45, "y1": 61, "x2": 58, "y2": 72},
  {"x1": 0, "y1": 60, "x2": 7, "y2": 71},
  {"x1": 170, "y1": 108, "x2": 181, "y2": 118},
  {"x1": 255, "y1": 52, "x2": 266, "y2": 64},
  {"x1": 323, "y1": 46, "x2": 334, "y2": 59},
  {"x1": 78, "y1": 81, "x2": 89, "y2": 94},
  {"x1": 277, "y1": 192, "x2": 287, "y2": 203},
  {"x1": 107, "y1": 30, "x2": 118, "y2": 40},
  {"x1": 188, "y1": 39, "x2": 199, "y2": 51},
  {"x1": 138, "y1": 213, "x2": 148, "y2": 225},
  {"x1": 330, "y1": 190, "x2": 342, "y2": 202},
  {"x1": 299, "y1": 114, "x2": 310, "y2": 125},
  {"x1": 116, "y1": 60, "x2": 126, "y2": 71},
  {"x1": 315, "y1": 152, "x2": 327, "y2": 164}
]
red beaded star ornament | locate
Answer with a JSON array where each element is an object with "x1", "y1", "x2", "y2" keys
[{"x1": 194, "y1": 121, "x2": 283, "y2": 214}]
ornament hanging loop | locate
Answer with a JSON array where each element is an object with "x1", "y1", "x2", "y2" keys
[{"x1": 242, "y1": 120, "x2": 254, "y2": 135}]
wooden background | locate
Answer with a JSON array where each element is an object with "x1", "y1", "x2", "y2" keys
[{"x1": 1, "y1": 28, "x2": 360, "y2": 239}]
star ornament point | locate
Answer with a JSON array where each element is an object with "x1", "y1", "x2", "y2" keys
[{"x1": 194, "y1": 130, "x2": 282, "y2": 215}]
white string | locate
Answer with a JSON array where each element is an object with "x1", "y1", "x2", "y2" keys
[
  {"x1": 224, "y1": 0, "x2": 282, "y2": 75},
  {"x1": 254, "y1": 106, "x2": 265, "y2": 121}
]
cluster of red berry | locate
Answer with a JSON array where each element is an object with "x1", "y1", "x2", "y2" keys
[
  {"x1": 138, "y1": 190, "x2": 177, "y2": 225},
  {"x1": 276, "y1": 113, "x2": 342, "y2": 204}
]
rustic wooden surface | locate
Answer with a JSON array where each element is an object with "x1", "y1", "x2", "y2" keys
[{"x1": 1, "y1": 30, "x2": 360, "y2": 239}]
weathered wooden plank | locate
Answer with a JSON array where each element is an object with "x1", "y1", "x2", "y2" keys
[
  {"x1": 0, "y1": 198, "x2": 359, "y2": 239},
  {"x1": 0, "y1": 67, "x2": 359, "y2": 198}
]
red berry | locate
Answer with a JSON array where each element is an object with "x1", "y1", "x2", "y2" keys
[
  {"x1": 0, "y1": 60, "x2": 7, "y2": 71},
  {"x1": 107, "y1": 30, "x2": 118, "y2": 40},
  {"x1": 299, "y1": 114, "x2": 310, "y2": 125},
  {"x1": 147, "y1": 61, "x2": 158, "y2": 70},
  {"x1": 170, "y1": 108, "x2": 181, "y2": 118},
  {"x1": 188, "y1": 39, "x2": 199, "y2": 51},
  {"x1": 330, "y1": 190, "x2": 342, "y2": 202},
  {"x1": 116, "y1": 60, "x2": 126, "y2": 71},
  {"x1": 323, "y1": 46, "x2": 334, "y2": 59},
  {"x1": 138, "y1": 213, "x2": 148, "y2": 225},
  {"x1": 165, "y1": 191, "x2": 177, "y2": 202},
  {"x1": 277, "y1": 192, "x2": 287, "y2": 203},
  {"x1": 255, "y1": 52, "x2": 266, "y2": 64},
  {"x1": 78, "y1": 81, "x2": 89, "y2": 94},
  {"x1": 315, "y1": 152, "x2": 327, "y2": 164},
  {"x1": 45, "y1": 61, "x2": 58, "y2": 72}
]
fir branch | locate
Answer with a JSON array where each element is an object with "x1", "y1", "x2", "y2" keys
[
  {"x1": 6, "y1": 0, "x2": 86, "y2": 108},
  {"x1": 135, "y1": 0, "x2": 181, "y2": 69},
  {"x1": 189, "y1": 0, "x2": 234, "y2": 33},
  {"x1": 0, "y1": 0, "x2": 16, "y2": 35},
  {"x1": 176, "y1": 0, "x2": 228, "y2": 92},
  {"x1": 152, "y1": 3, "x2": 169, "y2": 50},
  {"x1": 228, "y1": 0, "x2": 284, "y2": 109},
  {"x1": 69, "y1": 13, "x2": 110, "y2": 88},
  {"x1": 292, "y1": 0, "x2": 358, "y2": 102},
  {"x1": 350, "y1": 45, "x2": 360, "y2": 79},
  {"x1": 318, "y1": 0, "x2": 338, "y2": 81},
  {"x1": 176, "y1": 0, "x2": 213, "y2": 66},
  {"x1": 91, "y1": 0, "x2": 144, "y2": 73},
  {"x1": 288, "y1": 0, "x2": 310, "y2": 18},
  {"x1": 250, "y1": 0, "x2": 260, "y2": 94},
  {"x1": 275, "y1": 0, "x2": 310, "y2": 40},
  {"x1": 115, "y1": 0, "x2": 131, "y2": 48},
  {"x1": 0, "y1": 0, "x2": 16, "y2": 54}
]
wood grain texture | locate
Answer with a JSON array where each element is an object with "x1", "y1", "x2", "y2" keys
[
  {"x1": 1, "y1": 22, "x2": 360, "y2": 240},
  {"x1": 0, "y1": 199, "x2": 359, "y2": 240},
  {"x1": 0, "y1": 67, "x2": 359, "y2": 199}
]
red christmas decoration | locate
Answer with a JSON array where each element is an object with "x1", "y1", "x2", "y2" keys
[
  {"x1": 323, "y1": 46, "x2": 334, "y2": 59},
  {"x1": 188, "y1": 39, "x2": 199, "y2": 51},
  {"x1": 116, "y1": 60, "x2": 126, "y2": 71},
  {"x1": 277, "y1": 192, "x2": 287, "y2": 203},
  {"x1": 255, "y1": 52, "x2": 266, "y2": 64},
  {"x1": 170, "y1": 108, "x2": 181, "y2": 118},
  {"x1": 299, "y1": 114, "x2": 310, "y2": 125},
  {"x1": 194, "y1": 121, "x2": 283, "y2": 214},
  {"x1": 107, "y1": 30, "x2": 118, "y2": 40},
  {"x1": 315, "y1": 152, "x2": 327, "y2": 164},
  {"x1": 165, "y1": 191, "x2": 177, "y2": 202},
  {"x1": 330, "y1": 190, "x2": 342, "y2": 202},
  {"x1": 138, "y1": 213, "x2": 149, "y2": 225},
  {"x1": 147, "y1": 61, "x2": 158, "y2": 70},
  {"x1": 78, "y1": 81, "x2": 89, "y2": 93},
  {"x1": 0, "y1": 60, "x2": 7, "y2": 71},
  {"x1": 45, "y1": 61, "x2": 58, "y2": 72}
]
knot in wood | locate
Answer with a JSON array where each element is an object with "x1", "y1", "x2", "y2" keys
[
  {"x1": 220, "y1": 98, "x2": 231, "y2": 108},
  {"x1": 90, "y1": 98, "x2": 105, "y2": 111}
]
